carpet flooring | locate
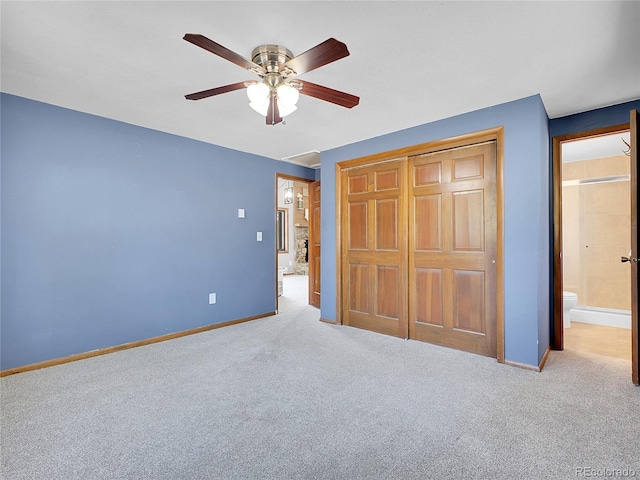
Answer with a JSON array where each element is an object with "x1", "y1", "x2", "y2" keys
[{"x1": 2, "y1": 276, "x2": 639, "y2": 479}]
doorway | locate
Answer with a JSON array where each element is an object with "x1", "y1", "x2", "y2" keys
[
  {"x1": 275, "y1": 174, "x2": 316, "y2": 311},
  {"x1": 552, "y1": 111, "x2": 639, "y2": 385},
  {"x1": 559, "y1": 131, "x2": 632, "y2": 360}
]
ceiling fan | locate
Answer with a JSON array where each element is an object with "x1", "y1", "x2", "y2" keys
[{"x1": 183, "y1": 34, "x2": 360, "y2": 125}]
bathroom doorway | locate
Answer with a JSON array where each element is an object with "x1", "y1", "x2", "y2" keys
[{"x1": 553, "y1": 128, "x2": 633, "y2": 360}]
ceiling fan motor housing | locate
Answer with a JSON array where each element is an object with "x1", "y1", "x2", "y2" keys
[{"x1": 251, "y1": 45, "x2": 295, "y2": 78}]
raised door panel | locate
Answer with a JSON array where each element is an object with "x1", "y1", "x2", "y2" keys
[
  {"x1": 453, "y1": 155, "x2": 484, "y2": 180},
  {"x1": 415, "y1": 162, "x2": 442, "y2": 186},
  {"x1": 375, "y1": 169, "x2": 399, "y2": 191},
  {"x1": 376, "y1": 266, "x2": 400, "y2": 319},
  {"x1": 453, "y1": 270, "x2": 485, "y2": 334},
  {"x1": 452, "y1": 190, "x2": 484, "y2": 252},
  {"x1": 313, "y1": 257, "x2": 321, "y2": 294},
  {"x1": 376, "y1": 199, "x2": 399, "y2": 251},
  {"x1": 348, "y1": 202, "x2": 368, "y2": 250},
  {"x1": 415, "y1": 195, "x2": 442, "y2": 252},
  {"x1": 414, "y1": 268, "x2": 444, "y2": 326},
  {"x1": 349, "y1": 264, "x2": 369, "y2": 314},
  {"x1": 349, "y1": 175, "x2": 368, "y2": 194}
]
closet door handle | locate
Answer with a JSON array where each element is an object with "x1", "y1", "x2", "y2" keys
[{"x1": 621, "y1": 256, "x2": 638, "y2": 263}]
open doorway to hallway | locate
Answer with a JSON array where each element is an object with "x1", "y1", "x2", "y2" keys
[
  {"x1": 278, "y1": 274, "x2": 310, "y2": 313},
  {"x1": 276, "y1": 174, "x2": 313, "y2": 313},
  {"x1": 560, "y1": 130, "x2": 632, "y2": 361}
]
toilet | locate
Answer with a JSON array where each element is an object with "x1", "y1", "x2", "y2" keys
[{"x1": 563, "y1": 291, "x2": 578, "y2": 328}]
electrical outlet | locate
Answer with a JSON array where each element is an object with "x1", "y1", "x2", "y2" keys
[{"x1": 209, "y1": 293, "x2": 217, "y2": 304}]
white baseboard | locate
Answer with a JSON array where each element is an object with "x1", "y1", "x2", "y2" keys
[{"x1": 569, "y1": 306, "x2": 631, "y2": 329}]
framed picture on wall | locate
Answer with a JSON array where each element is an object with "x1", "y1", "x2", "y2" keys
[{"x1": 276, "y1": 209, "x2": 288, "y2": 252}]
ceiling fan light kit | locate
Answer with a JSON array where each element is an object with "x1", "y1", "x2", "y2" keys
[
  {"x1": 183, "y1": 34, "x2": 359, "y2": 126},
  {"x1": 247, "y1": 82, "x2": 270, "y2": 115}
]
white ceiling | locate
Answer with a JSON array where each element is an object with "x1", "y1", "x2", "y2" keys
[
  {"x1": 562, "y1": 131, "x2": 631, "y2": 163},
  {"x1": 2, "y1": 1, "x2": 639, "y2": 164}
]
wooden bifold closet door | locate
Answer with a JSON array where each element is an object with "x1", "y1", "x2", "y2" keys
[
  {"x1": 341, "y1": 159, "x2": 408, "y2": 338},
  {"x1": 341, "y1": 141, "x2": 498, "y2": 358},
  {"x1": 409, "y1": 142, "x2": 497, "y2": 357}
]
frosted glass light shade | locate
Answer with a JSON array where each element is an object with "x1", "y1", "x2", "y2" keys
[
  {"x1": 247, "y1": 82, "x2": 270, "y2": 103},
  {"x1": 277, "y1": 101, "x2": 297, "y2": 117},
  {"x1": 249, "y1": 101, "x2": 269, "y2": 116},
  {"x1": 276, "y1": 84, "x2": 299, "y2": 117},
  {"x1": 247, "y1": 83, "x2": 270, "y2": 116}
]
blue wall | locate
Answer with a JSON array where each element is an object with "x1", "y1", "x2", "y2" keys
[
  {"x1": 549, "y1": 100, "x2": 640, "y2": 139},
  {"x1": 320, "y1": 95, "x2": 550, "y2": 367},
  {"x1": 5, "y1": 94, "x2": 635, "y2": 371},
  {"x1": 536, "y1": 100, "x2": 551, "y2": 363},
  {"x1": 1, "y1": 93, "x2": 314, "y2": 370}
]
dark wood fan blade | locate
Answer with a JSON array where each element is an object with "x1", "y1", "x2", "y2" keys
[
  {"x1": 184, "y1": 34, "x2": 264, "y2": 73},
  {"x1": 266, "y1": 93, "x2": 282, "y2": 125},
  {"x1": 185, "y1": 81, "x2": 249, "y2": 100},
  {"x1": 299, "y1": 81, "x2": 359, "y2": 108},
  {"x1": 283, "y1": 38, "x2": 349, "y2": 76}
]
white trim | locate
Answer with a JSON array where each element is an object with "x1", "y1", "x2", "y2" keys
[{"x1": 570, "y1": 306, "x2": 631, "y2": 329}]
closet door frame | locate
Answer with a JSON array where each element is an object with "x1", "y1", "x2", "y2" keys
[{"x1": 336, "y1": 127, "x2": 505, "y2": 363}]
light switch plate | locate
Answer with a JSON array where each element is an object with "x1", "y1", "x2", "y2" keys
[
  {"x1": 209, "y1": 293, "x2": 216, "y2": 304},
  {"x1": 238, "y1": 209, "x2": 245, "y2": 218},
  {"x1": 257, "y1": 231, "x2": 262, "y2": 241}
]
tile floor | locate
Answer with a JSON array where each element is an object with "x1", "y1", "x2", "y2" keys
[{"x1": 564, "y1": 321, "x2": 632, "y2": 360}]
